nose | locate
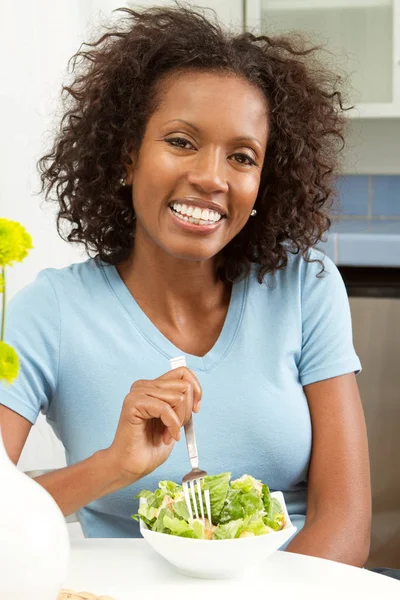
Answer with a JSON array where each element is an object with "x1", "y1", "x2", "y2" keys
[{"x1": 187, "y1": 148, "x2": 229, "y2": 195}]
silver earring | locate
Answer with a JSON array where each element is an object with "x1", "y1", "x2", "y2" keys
[
  {"x1": 120, "y1": 177, "x2": 126, "y2": 186},
  {"x1": 250, "y1": 209, "x2": 257, "y2": 217}
]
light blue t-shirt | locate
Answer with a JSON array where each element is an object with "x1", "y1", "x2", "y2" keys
[{"x1": 1, "y1": 250, "x2": 361, "y2": 539}]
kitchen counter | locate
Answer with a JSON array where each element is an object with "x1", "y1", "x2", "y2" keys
[{"x1": 318, "y1": 220, "x2": 400, "y2": 267}]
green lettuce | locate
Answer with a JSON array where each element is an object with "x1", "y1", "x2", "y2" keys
[
  {"x1": 212, "y1": 518, "x2": 244, "y2": 540},
  {"x1": 159, "y1": 480, "x2": 181, "y2": 496},
  {"x1": 137, "y1": 504, "x2": 158, "y2": 524},
  {"x1": 241, "y1": 516, "x2": 273, "y2": 536},
  {"x1": 164, "y1": 515, "x2": 205, "y2": 539},
  {"x1": 262, "y1": 483, "x2": 271, "y2": 512},
  {"x1": 153, "y1": 507, "x2": 174, "y2": 533},
  {"x1": 202, "y1": 472, "x2": 231, "y2": 524},
  {"x1": 218, "y1": 488, "x2": 264, "y2": 524},
  {"x1": 133, "y1": 472, "x2": 286, "y2": 540},
  {"x1": 231, "y1": 474, "x2": 262, "y2": 494},
  {"x1": 263, "y1": 497, "x2": 285, "y2": 531},
  {"x1": 173, "y1": 500, "x2": 191, "y2": 521}
]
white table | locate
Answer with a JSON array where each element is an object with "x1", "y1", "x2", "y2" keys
[{"x1": 65, "y1": 539, "x2": 399, "y2": 600}]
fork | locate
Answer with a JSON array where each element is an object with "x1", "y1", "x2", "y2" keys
[{"x1": 170, "y1": 356, "x2": 212, "y2": 527}]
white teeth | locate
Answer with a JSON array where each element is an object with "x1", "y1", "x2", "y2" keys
[
  {"x1": 192, "y1": 207, "x2": 202, "y2": 219},
  {"x1": 170, "y1": 202, "x2": 222, "y2": 223},
  {"x1": 171, "y1": 210, "x2": 221, "y2": 226}
]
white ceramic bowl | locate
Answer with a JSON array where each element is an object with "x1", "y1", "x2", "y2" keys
[{"x1": 139, "y1": 491, "x2": 297, "y2": 579}]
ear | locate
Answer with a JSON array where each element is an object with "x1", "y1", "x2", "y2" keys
[{"x1": 122, "y1": 150, "x2": 138, "y2": 186}]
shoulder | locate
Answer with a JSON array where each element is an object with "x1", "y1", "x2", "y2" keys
[
  {"x1": 39, "y1": 257, "x2": 103, "y2": 294},
  {"x1": 7, "y1": 258, "x2": 101, "y2": 322},
  {"x1": 26, "y1": 258, "x2": 106, "y2": 306},
  {"x1": 249, "y1": 248, "x2": 341, "y2": 293},
  {"x1": 286, "y1": 248, "x2": 339, "y2": 284},
  {"x1": 245, "y1": 250, "x2": 348, "y2": 323}
]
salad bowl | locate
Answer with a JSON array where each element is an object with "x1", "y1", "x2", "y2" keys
[{"x1": 137, "y1": 474, "x2": 297, "y2": 579}]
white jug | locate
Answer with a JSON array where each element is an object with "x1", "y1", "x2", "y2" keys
[{"x1": 0, "y1": 428, "x2": 70, "y2": 599}]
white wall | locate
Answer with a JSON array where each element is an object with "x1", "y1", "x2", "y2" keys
[
  {"x1": 0, "y1": 0, "x2": 243, "y2": 472},
  {"x1": 1, "y1": 1, "x2": 243, "y2": 303}
]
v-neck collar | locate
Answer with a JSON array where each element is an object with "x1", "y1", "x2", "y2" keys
[{"x1": 99, "y1": 260, "x2": 248, "y2": 372}]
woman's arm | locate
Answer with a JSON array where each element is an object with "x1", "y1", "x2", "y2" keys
[
  {"x1": 1, "y1": 365, "x2": 201, "y2": 517},
  {"x1": 0, "y1": 404, "x2": 126, "y2": 515},
  {"x1": 285, "y1": 373, "x2": 371, "y2": 566},
  {"x1": 0, "y1": 404, "x2": 32, "y2": 464}
]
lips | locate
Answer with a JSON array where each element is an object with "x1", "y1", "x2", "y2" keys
[
  {"x1": 168, "y1": 204, "x2": 224, "y2": 233},
  {"x1": 168, "y1": 198, "x2": 226, "y2": 217}
]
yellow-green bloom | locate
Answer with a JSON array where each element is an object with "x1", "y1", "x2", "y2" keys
[
  {"x1": 0, "y1": 218, "x2": 33, "y2": 267},
  {"x1": 0, "y1": 341, "x2": 20, "y2": 384}
]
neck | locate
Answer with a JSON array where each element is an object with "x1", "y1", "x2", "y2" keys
[{"x1": 116, "y1": 228, "x2": 229, "y2": 324}]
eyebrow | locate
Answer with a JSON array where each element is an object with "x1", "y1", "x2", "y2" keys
[{"x1": 162, "y1": 119, "x2": 263, "y2": 152}]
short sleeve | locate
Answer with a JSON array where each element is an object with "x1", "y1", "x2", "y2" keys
[
  {"x1": 298, "y1": 252, "x2": 361, "y2": 386},
  {"x1": 0, "y1": 271, "x2": 60, "y2": 424}
]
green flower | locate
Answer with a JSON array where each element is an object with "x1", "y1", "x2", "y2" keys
[
  {"x1": 0, "y1": 341, "x2": 20, "y2": 384},
  {"x1": 0, "y1": 218, "x2": 33, "y2": 267}
]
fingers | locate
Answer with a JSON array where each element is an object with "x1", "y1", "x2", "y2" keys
[
  {"x1": 126, "y1": 368, "x2": 202, "y2": 448},
  {"x1": 132, "y1": 373, "x2": 199, "y2": 424},
  {"x1": 132, "y1": 380, "x2": 191, "y2": 423},
  {"x1": 134, "y1": 395, "x2": 182, "y2": 442},
  {"x1": 153, "y1": 380, "x2": 193, "y2": 423},
  {"x1": 157, "y1": 366, "x2": 202, "y2": 411}
]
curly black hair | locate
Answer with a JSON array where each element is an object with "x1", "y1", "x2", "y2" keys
[{"x1": 39, "y1": 3, "x2": 349, "y2": 283}]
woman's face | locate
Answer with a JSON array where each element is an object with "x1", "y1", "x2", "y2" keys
[{"x1": 126, "y1": 71, "x2": 269, "y2": 262}]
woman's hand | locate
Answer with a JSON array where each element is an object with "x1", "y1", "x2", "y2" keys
[{"x1": 105, "y1": 366, "x2": 202, "y2": 485}]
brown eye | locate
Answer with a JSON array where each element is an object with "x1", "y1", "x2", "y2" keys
[
  {"x1": 165, "y1": 137, "x2": 194, "y2": 150},
  {"x1": 232, "y1": 153, "x2": 257, "y2": 166}
]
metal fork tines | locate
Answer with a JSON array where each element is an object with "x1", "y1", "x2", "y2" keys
[
  {"x1": 181, "y1": 416, "x2": 211, "y2": 525},
  {"x1": 170, "y1": 356, "x2": 212, "y2": 527}
]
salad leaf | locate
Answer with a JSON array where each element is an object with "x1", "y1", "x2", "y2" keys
[
  {"x1": 202, "y1": 472, "x2": 231, "y2": 524},
  {"x1": 164, "y1": 515, "x2": 205, "y2": 539},
  {"x1": 138, "y1": 504, "x2": 158, "y2": 522},
  {"x1": 212, "y1": 518, "x2": 244, "y2": 540},
  {"x1": 218, "y1": 488, "x2": 264, "y2": 524},
  {"x1": 231, "y1": 474, "x2": 262, "y2": 494},
  {"x1": 159, "y1": 480, "x2": 181, "y2": 496},
  {"x1": 263, "y1": 497, "x2": 285, "y2": 531},
  {"x1": 241, "y1": 516, "x2": 273, "y2": 536},
  {"x1": 173, "y1": 500, "x2": 191, "y2": 521},
  {"x1": 135, "y1": 489, "x2": 154, "y2": 501},
  {"x1": 153, "y1": 507, "x2": 174, "y2": 533},
  {"x1": 262, "y1": 483, "x2": 271, "y2": 512},
  {"x1": 133, "y1": 472, "x2": 286, "y2": 539}
]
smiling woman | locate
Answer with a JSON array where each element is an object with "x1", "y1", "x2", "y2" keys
[
  {"x1": 0, "y1": 2, "x2": 371, "y2": 571},
  {"x1": 120, "y1": 71, "x2": 267, "y2": 266},
  {"x1": 36, "y1": 3, "x2": 346, "y2": 282}
]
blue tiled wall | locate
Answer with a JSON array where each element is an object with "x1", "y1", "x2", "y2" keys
[
  {"x1": 336, "y1": 175, "x2": 370, "y2": 216},
  {"x1": 372, "y1": 177, "x2": 400, "y2": 217},
  {"x1": 337, "y1": 175, "x2": 400, "y2": 217},
  {"x1": 321, "y1": 175, "x2": 400, "y2": 266}
]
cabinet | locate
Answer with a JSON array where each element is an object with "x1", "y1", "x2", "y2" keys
[{"x1": 245, "y1": 0, "x2": 400, "y2": 118}]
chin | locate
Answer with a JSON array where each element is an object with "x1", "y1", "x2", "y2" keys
[
  {"x1": 156, "y1": 228, "x2": 218, "y2": 256},
  {"x1": 168, "y1": 249, "x2": 218, "y2": 262}
]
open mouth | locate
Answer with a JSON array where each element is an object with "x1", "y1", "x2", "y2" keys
[{"x1": 168, "y1": 202, "x2": 225, "y2": 227}]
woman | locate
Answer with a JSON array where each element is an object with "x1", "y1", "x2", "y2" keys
[{"x1": 0, "y1": 5, "x2": 371, "y2": 565}]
